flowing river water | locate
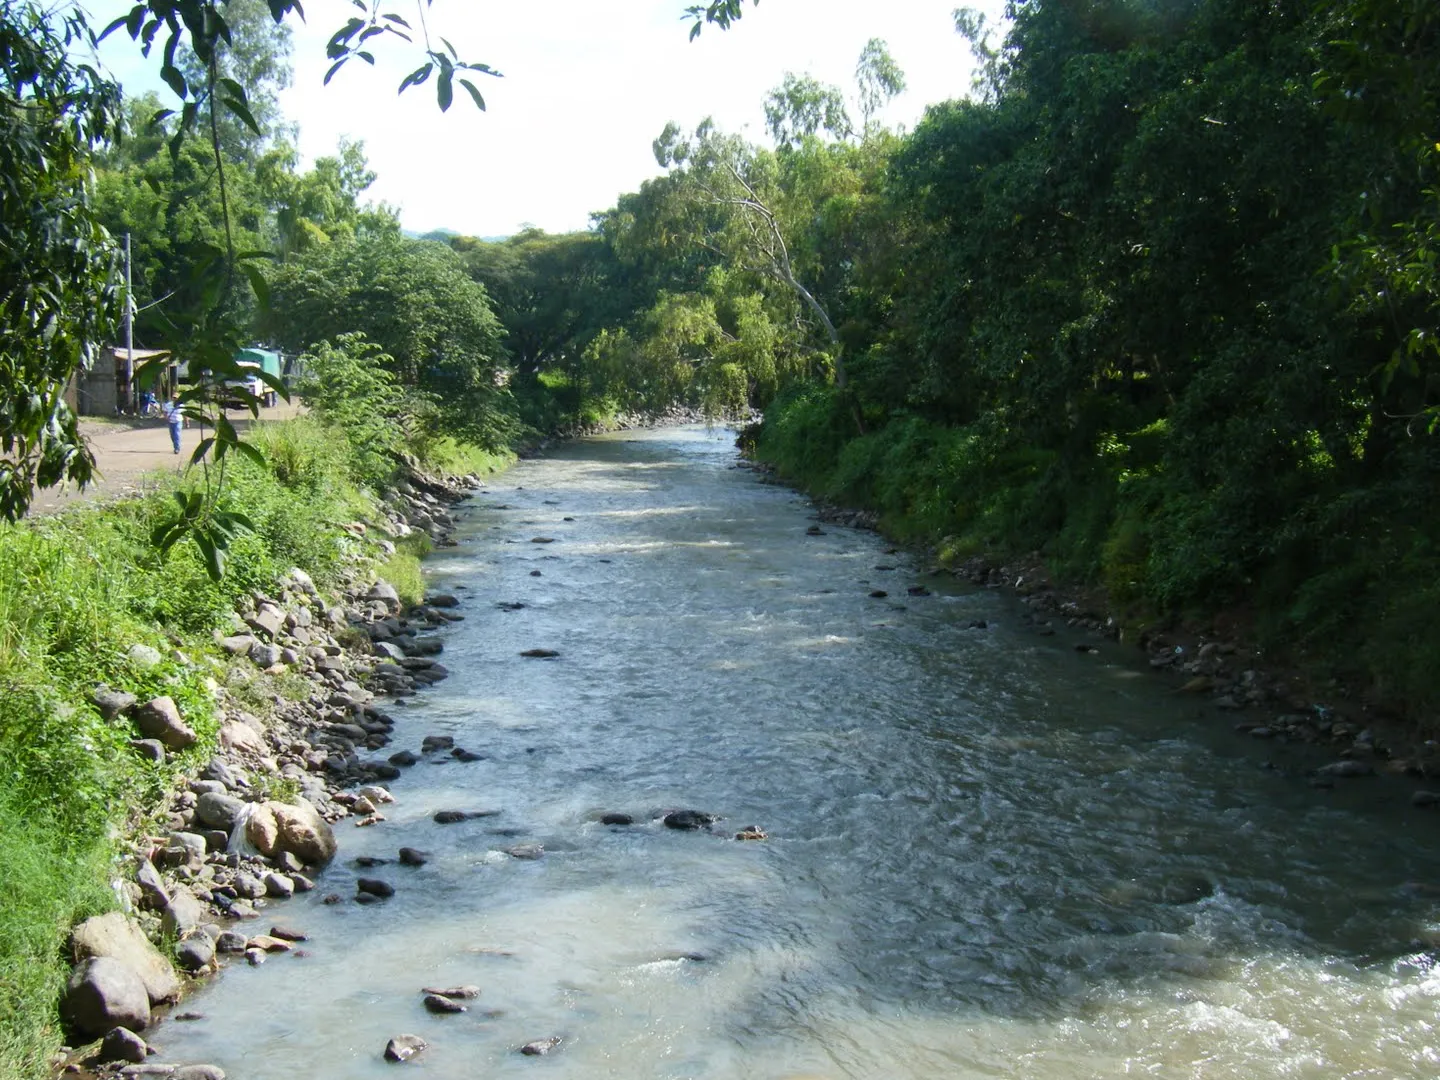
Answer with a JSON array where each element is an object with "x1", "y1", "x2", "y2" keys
[{"x1": 162, "y1": 425, "x2": 1440, "y2": 1078}]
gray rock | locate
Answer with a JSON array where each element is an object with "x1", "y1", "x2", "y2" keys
[
  {"x1": 404, "y1": 637, "x2": 445, "y2": 657},
  {"x1": 165, "y1": 832, "x2": 207, "y2": 868},
  {"x1": 366, "y1": 581, "x2": 401, "y2": 613},
  {"x1": 101, "y1": 1026, "x2": 150, "y2": 1064},
  {"x1": 274, "y1": 850, "x2": 305, "y2": 874},
  {"x1": 189, "y1": 779, "x2": 226, "y2": 797},
  {"x1": 425, "y1": 594, "x2": 460, "y2": 608},
  {"x1": 90, "y1": 686, "x2": 138, "y2": 720},
  {"x1": 129, "y1": 739, "x2": 166, "y2": 763},
  {"x1": 171, "y1": 1068, "x2": 227, "y2": 1080},
  {"x1": 519, "y1": 1037, "x2": 562, "y2": 1056},
  {"x1": 423, "y1": 993, "x2": 467, "y2": 1014},
  {"x1": 1413, "y1": 791, "x2": 1440, "y2": 807},
  {"x1": 398, "y1": 847, "x2": 428, "y2": 867},
  {"x1": 663, "y1": 810, "x2": 719, "y2": 831},
  {"x1": 132, "y1": 697, "x2": 197, "y2": 750},
  {"x1": 248, "y1": 642, "x2": 283, "y2": 668},
  {"x1": 421, "y1": 984, "x2": 480, "y2": 999},
  {"x1": 357, "y1": 878, "x2": 394, "y2": 899},
  {"x1": 218, "y1": 634, "x2": 257, "y2": 656},
  {"x1": 195, "y1": 791, "x2": 245, "y2": 831},
  {"x1": 127, "y1": 644, "x2": 163, "y2": 668},
  {"x1": 71, "y1": 913, "x2": 179, "y2": 1005},
  {"x1": 373, "y1": 641, "x2": 408, "y2": 661},
  {"x1": 290, "y1": 873, "x2": 315, "y2": 892},
  {"x1": 245, "y1": 609, "x2": 284, "y2": 639},
  {"x1": 215, "y1": 930, "x2": 248, "y2": 954},
  {"x1": 63, "y1": 957, "x2": 151, "y2": 1036},
  {"x1": 161, "y1": 889, "x2": 206, "y2": 939},
  {"x1": 1316, "y1": 759, "x2": 1374, "y2": 779},
  {"x1": 383, "y1": 1034, "x2": 427, "y2": 1063},
  {"x1": 134, "y1": 858, "x2": 169, "y2": 911},
  {"x1": 264, "y1": 872, "x2": 295, "y2": 899},
  {"x1": 176, "y1": 934, "x2": 215, "y2": 973},
  {"x1": 233, "y1": 872, "x2": 267, "y2": 900}
]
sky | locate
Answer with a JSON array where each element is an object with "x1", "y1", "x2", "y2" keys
[{"x1": 82, "y1": 1, "x2": 1004, "y2": 238}]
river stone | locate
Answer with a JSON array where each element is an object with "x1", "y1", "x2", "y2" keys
[
  {"x1": 357, "y1": 878, "x2": 394, "y2": 899},
  {"x1": 168, "y1": 1068, "x2": 227, "y2": 1080},
  {"x1": 249, "y1": 641, "x2": 283, "y2": 668},
  {"x1": 452, "y1": 747, "x2": 483, "y2": 762},
  {"x1": 420, "y1": 735, "x2": 453, "y2": 753},
  {"x1": 398, "y1": 847, "x2": 428, "y2": 866},
  {"x1": 233, "y1": 872, "x2": 267, "y2": 900},
  {"x1": 519, "y1": 1037, "x2": 562, "y2": 1056},
  {"x1": 101, "y1": 1026, "x2": 150, "y2": 1064},
  {"x1": 195, "y1": 791, "x2": 246, "y2": 831},
  {"x1": 274, "y1": 850, "x2": 305, "y2": 874},
  {"x1": 372, "y1": 640, "x2": 407, "y2": 661},
  {"x1": 90, "y1": 686, "x2": 138, "y2": 720},
  {"x1": 404, "y1": 637, "x2": 444, "y2": 657},
  {"x1": 245, "y1": 799, "x2": 337, "y2": 866},
  {"x1": 127, "y1": 643, "x2": 163, "y2": 668},
  {"x1": 130, "y1": 739, "x2": 166, "y2": 763},
  {"x1": 264, "y1": 872, "x2": 295, "y2": 898},
  {"x1": 425, "y1": 593, "x2": 460, "y2": 608},
  {"x1": 134, "y1": 858, "x2": 170, "y2": 911},
  {"x1": 218, "y1": 633, "x2": 257, "y2": 656},
  {"x1": 133, "y1": 696, "x2": 197, "y2": 750},
  {"x1": 367, "y1": 581, "x2": 401, "y2": 613},
  {"x1": 269, "y1": 924, "x2": 308, "y2": 942},
  {"x1": 423, "y1": 993, "x2": 467, "y2": 1014},
  {"x1": 219, "y1": 721, "x2": 266, "y2": 756},
  {"x1": 383, "y1": 1034, "x2": 427, "y2": 1062},
  {"x1": 176, "y1": 934, "x2": 215, "y2": 973},
  {"x1": 1317, "y1": 759, "x2": 1374, "y2": 778},
  {"x1": 63, "y1": 957, "x2": 151, "y2": 1036},
  {"x1": 519, "y1": 648, "x2": 559, "y2": 658},
  {"x1": 71, "y1": 912, "x2": 180, "y2": 1005},
  {"x1": 215, "y1": 931, "x2": 248, "y2": 954},
  {"x1": 600, "y1": 813, "x2": 634, "y2": 826},
  {"x1": 244, "y1": 608, "x2": 284, "y2": 639},
  {"x1": 421, "y1": 985, "x2": 480, "y2": 999},
  {"x1": 162, "y1": 888, "x2": 207, "y2": 939},
  {"x1": 663, "y1": 810, "x2": 719, "y2": 831},
  {"x1": 502, "y1": 844, "x2": 544, "y2": 860}
]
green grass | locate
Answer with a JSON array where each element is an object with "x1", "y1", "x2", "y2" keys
[{"x1": 382, "y1": 532, "x2": 432, "y2": 608}]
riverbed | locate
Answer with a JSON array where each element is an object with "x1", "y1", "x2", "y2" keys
[{"x1": 161, "y1": 425, "x2": 1440, "y2": 1078}]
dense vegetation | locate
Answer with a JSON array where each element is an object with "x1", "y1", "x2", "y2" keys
[{"x1": 1, "y1": 0, "x2": 1438, "y2": 1069}]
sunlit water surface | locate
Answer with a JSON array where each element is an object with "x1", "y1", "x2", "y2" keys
[{"x1": 162, "y1": 426, "x2": 1440, "y2": 1078}]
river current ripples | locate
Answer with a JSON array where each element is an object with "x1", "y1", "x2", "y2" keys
[{"x1": 162, "y1": 425, "x2": 1440, "y2": 1078}]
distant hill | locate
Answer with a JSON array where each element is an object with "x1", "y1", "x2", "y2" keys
[{"x1": 405, "y1": 227, "x2": 511, "y2": 244}]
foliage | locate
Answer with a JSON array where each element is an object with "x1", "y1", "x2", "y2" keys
[
  {"x1": 0, "y1": 2, "x2": 122, "y2": 520},
  {"x1": 295, "y1": 334, "x2": 422, "y2": 489},
  {"x1": 266, "y1": 235, "x2": 511, "y2": 446}
]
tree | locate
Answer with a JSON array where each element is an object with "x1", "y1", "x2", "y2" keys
[
  {"x1": 854, "y1": 37, "x2": 906, "y2": 129},
  {"x1": 177, "y1": 0, "x2": 293, "y2": 163},
  {"x1": 764, "y1": 73, "x2": 851, "y2": 148},
  {"x1": 263, "y1": 234, "x2": 511, "y2": 446},
  {"x1": 653, "y1": 120, "x2": 846, "y2": 383},
  {"x1": 0, "y1": 2, "x2": 122, "y2": 520}
]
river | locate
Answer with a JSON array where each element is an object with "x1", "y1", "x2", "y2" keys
[{"x1": 162, "y1": 425, "x2": 1440, "y2": 1078}]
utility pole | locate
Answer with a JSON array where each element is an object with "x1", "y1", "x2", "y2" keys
[{"x1": 124, "y1": 232, "x2": 135, "y2": 411}]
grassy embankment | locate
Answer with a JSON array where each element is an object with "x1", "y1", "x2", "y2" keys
[
  {"x1": 0, "y1": 417, "x2": 508, "y2": 1080},
  {"x1": 755, "y1": 385, "x2": 1440, "y2": 720}
]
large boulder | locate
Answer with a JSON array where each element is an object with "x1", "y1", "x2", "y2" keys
[
  {"x1": 366, "y1": 580, "x2": 401, "y2": 613},
  {"x1": 132, "y1": 697, "x2": 197, "y2": 750},
  {"x1": 244, "y1": 799, "x2": 336, "y2": 866},
  {"x1": 62, "y1": 957, "x2": 150, "y2": 1037},
  {"x1": 194, "y1": 791, "x2": 245, "y2": 831},
  {"x1": 71, "y1": 912, "x2": 179, "y2": 1005}
]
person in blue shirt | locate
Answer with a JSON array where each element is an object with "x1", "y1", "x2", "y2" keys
[{"x1": 164, "y1": 393, "x2": 184, "y2": 454}]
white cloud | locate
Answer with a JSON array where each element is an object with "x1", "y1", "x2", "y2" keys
[{"x1": 84, "y1": 0, "x2": 1003, "y2": 237}]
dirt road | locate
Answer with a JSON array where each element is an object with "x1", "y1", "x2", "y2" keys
[{"x1": 29, "y1": 402, "x2": 306, "y2": 515}]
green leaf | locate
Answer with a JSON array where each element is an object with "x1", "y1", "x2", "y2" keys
[
  {"x1": 242, "y1": 262, "x2": 270, "y2": 308},
  {"x1": 324, "y1": 57, "x2": 348, "y2": 86},
  {"x1": 233, "y1": 440, "x2": 267, "y2": 468},
  {"x1": 160, "y1": 64, "x2": 187, "y2": 99},
  {"x1": 437, "y1": 70, "x2": 453, "y2": 112},
  {"x1": 193, "y1": 529, "x2": 224, "y2": 582},
  {"x1": 189, "y1": 437, "x2": 215, "y2": 466},
  {"x1": 459, "y1": 78, "x2": 486, "y2": 111},
  {"x1": 399, "y1": 62, "x2": 433, "y2": 93}
]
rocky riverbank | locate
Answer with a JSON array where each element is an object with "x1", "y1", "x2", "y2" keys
[
  {"x1": 791, "y1": 479, "x2": 1440, "y2": 798},
  {"x1": 52, "y1": 466, "x2": 482, "y2": 1079}
]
